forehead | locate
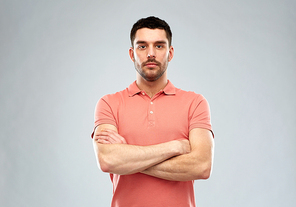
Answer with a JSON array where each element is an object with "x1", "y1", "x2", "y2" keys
[{"x1": 134, "y1": 28, "x2": 168, "y2": 44}]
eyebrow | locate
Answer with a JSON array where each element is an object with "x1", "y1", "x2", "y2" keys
[{"x1": 135, "y1": 40, "x2": 167, "y2": 45}]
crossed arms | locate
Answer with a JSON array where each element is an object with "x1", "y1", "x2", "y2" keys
[{"x1": 93, "y1": 124, "x2": 214, "y2": 181}]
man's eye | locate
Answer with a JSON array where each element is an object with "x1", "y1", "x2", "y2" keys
[
  {"x1": 138, "y1": 45, "x2": 146, "y2": 49},
  {"x1": 156, "y1": 45, "x2": 163, "y2": 49}
]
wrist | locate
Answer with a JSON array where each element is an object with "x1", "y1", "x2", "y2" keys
[{"x1": 170, "y1": 140, "x2": 184, "y2": 155}]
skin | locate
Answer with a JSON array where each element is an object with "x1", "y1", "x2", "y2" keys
[
  {"x1": 93, "y1": 124, "x2": 191, "y2": 176},
  {"x1": 129, "y1": 28, "x2": 174, "y2": 98},
  {"x1": 93, "y1": 28, "x2": 214, "y2": 181}
]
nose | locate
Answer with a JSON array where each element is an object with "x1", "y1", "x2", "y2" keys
[
  {"x1": 147, "y1": 47, "x2": 156, "y2": 59},
  {"x1": 147, "y1": 54, "x2": 156, "y2": 58}
]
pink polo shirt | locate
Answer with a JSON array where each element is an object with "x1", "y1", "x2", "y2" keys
[{"x1": 93, "y1": 80, "x2": 213, "y2": 207}]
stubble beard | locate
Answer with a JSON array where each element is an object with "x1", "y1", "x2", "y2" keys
[{"x1": 134, "y1": 57, "x2": 169, "y2": 82}]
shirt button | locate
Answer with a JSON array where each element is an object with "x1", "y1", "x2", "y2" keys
[
  {"x1": 142, "y1": 92, "x2": 145, "y2": 95},
  {"x1": 150, "y1": 111, "x2": 153, "y2": 114},
  {"x1": 150, "y1": 102, "x2": 153, "y2": 104}
]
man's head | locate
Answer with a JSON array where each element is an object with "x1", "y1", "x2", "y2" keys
[
  {"x1": 130, "y1": 16, "x2": 172, "y2": 47},
  {"x1": 129, "y1": 17, "x2": 174, "y2": 83}
]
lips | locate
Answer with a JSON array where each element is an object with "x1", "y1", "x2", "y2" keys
[
  {"x1": 144, "y1": 61, "x2": 159, "y2": 67},
  {"x1": 146, "y1": 63, "x2": 157, "y2": 67}
]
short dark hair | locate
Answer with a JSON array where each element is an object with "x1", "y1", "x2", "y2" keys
[{"x1": 130, "y1": 16, "x2": 172, "y2": 47}]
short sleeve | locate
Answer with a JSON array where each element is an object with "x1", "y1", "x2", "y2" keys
[
  {"x1": 189, "y1": 95, "x2": 214, "y2": 137},
  {"x1": 91, "y1": 96, "x2": 118, "y2": 138}
]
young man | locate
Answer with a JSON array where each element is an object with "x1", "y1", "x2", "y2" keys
[{"x1": 92, "y1": 16, "x2": 214, "y2": 207}]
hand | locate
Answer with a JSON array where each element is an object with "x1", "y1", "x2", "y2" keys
[
  {"x1": 175, "y1": 139, "x2": 191, "y2": 155},
  {"x1": 94, "y1": 129, "x2": 127, "y2": 144}
]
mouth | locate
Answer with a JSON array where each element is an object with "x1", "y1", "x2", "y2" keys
[
  {"x1": 144, "y1": 61, "x2": 159, "y2": 68},
  {"x1": 146, "y1": 63, "x2": 157, "y2": 67}
]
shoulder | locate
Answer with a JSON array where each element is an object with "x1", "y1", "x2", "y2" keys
[
  {"x1": 94, "y1": 88, "x2": 129, "y2": 112},
  {"x1": 175, "y1": 88, "x2": 207, "y2": 103},
  {"x1": 100, "y1": 88, "x2": 128, "y2": 103}
]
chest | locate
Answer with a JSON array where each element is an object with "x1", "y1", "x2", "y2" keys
[{"x1": 115, "y1": 95, "x2": 191, "y2": 145}]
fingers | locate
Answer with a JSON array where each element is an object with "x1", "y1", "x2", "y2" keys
[
  {"x1": 105, "y1": 129, "x2": 127, "y2": 144},
  {"x1": 176, "y1": 139, "x2": 191, "y2": 154},
  {"x1": 100, "y1": 130, "x2": 126, "y2": 144},
  {"x1": 94, "y1": 129, "x2": 127, "y2": 144}
]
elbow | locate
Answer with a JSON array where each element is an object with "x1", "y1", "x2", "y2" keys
[
  {"x1": 98, "y1": 155, "x2": 114, "y2": 173},
  {"x1": 99, "y1": 162, "x2": 110, "y2": 173},
  {"x1": 93, "y1": 143, "x2": 118, "y2": 173},
  {"x1": 193, "y1": 162, "x2": 212, "y2": 180},
  {"x1": 94, "y1": 148, "x2": 113, "y2": 173},
  {"x1": 202, "y1": 162, "x2": 213, "y2": 179},
  {"x1": 200, "y1": 166, "x2": 212, "y2": 180}
]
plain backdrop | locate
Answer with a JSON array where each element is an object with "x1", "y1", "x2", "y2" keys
[{"x1": 1, "y1": 0, "x2": 295, "y2": 206}]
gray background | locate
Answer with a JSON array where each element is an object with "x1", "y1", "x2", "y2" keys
[{"x1": 1, "y1": 0, "x2": 295, "y2": 206}]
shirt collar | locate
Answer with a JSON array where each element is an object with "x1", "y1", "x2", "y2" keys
[
  {"x1": 128, "y1": 81, "x2": 142, "y2": 96},
  {"x1": 128, "y1": 80, "x2": 176, "y2": 97},
  {"x1": 162, "y1": 80, "x2": 176, "y2": 95}
]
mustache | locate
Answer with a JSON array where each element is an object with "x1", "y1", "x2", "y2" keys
[{"x1": 141, "y1": 60, "x2": 161, "y2": 67}]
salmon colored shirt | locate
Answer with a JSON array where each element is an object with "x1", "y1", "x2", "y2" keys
[{"x1": 93, "y1": 80, "x2": 213, "y2": 207}]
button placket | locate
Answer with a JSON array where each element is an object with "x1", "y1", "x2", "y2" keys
[{"x1": 148, "y1": 99, "x2": 155, "y2": 127}]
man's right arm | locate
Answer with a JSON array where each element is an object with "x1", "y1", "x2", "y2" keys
[{"x1": 93, "y1": 124, "x2": 190, "y2": 175}]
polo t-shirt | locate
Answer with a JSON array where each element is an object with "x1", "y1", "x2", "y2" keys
[{"x1": 93, "y1": 80, "x2": 213, "y2": 207}]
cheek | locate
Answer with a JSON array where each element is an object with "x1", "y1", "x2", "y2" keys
[
  {"x1": 133, "y1": 52, "x2": 141, "y2": 61},
  {"x1": 135, "y1": 54, "x2": 147, "y2": 63},
  {"x1": 159, "y1": 53, "x2": 169, "y2": 62}
]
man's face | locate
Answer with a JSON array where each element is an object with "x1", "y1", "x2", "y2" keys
[{"x1": 129, "y1": 28, "x2": 174, "y2": 82}]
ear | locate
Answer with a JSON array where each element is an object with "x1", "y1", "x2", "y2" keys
[
  {"x1": 168, "y1": 46, "x2": 174, "y2": 62},
  {"x1": 129, "y1": 47, "x2": 135, "y2": 62}
]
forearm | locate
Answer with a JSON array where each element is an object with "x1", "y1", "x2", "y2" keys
[
  {"x1": 93, "y1": 140, "x2": 186, "y2": 175},
  {"x1": 142, "y1": 128, "x2": 214, "y2": 181},
  {"x1": 141, "y1": 152, "x2": 213, "y2": 181}
]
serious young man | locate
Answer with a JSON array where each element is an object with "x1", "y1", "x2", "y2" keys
[{"x1": 92, "y1": 16, "x2": 214, "y2": 207}]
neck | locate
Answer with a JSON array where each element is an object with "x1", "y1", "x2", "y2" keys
[{"x1": 136, "y1": 74, "x2": 168, "y2": 98}]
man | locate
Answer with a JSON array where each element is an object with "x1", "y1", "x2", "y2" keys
[{"x1": 92, "y1": 16, "x2": 214, "y2": 207}]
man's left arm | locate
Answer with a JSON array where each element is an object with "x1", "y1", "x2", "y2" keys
[{"x1": 141, "y1": 128, "x2": 214, "y2": 181}]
